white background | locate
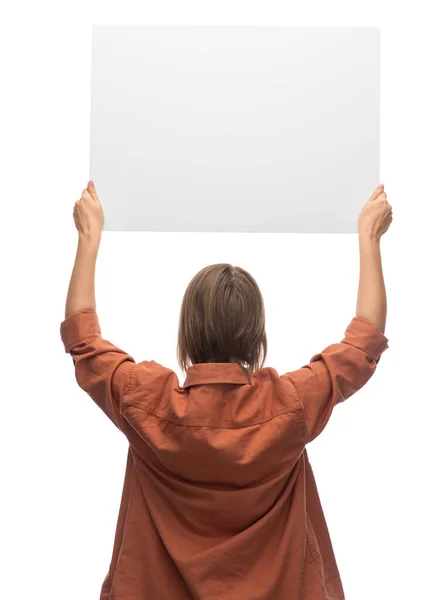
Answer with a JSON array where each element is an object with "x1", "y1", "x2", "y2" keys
[{"x1": 1, "y1": 1, "x2": 434, "y2": 599}]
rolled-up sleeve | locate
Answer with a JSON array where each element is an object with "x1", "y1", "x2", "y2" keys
[
  {"x1": 60, "y1": 309, "x2": 136, "y2": 431},
  {"x1": 281, "y1": 317, "x2": 389, "y2": 443}
]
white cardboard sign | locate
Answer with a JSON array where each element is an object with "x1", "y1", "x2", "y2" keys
[{"x1": 91, "y1": 26, "x2": 380, "y2": 232}]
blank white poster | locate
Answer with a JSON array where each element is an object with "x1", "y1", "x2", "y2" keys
[{"x1": 90, "y1": 26, "x2": 380, "y2": 232}]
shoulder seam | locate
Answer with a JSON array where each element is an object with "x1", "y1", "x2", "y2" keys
[
  {"x1": 281, "y1": 375, "x2": 310, "y2": 443},
  {"x1": 126, "y1": 362, "x2": 137, "y2": 397}
]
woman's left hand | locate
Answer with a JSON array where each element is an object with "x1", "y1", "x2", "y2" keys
[{"x1": 73, "y1": 181, "x2": 104, "y2": 239}]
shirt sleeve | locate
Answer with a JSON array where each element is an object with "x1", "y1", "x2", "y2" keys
[
  {"x1": 281, "y1": 317, "x2": 389, "y2": 443},
  {"x1": 60, "y1": 309, "x2": 137, "y2": 431}
]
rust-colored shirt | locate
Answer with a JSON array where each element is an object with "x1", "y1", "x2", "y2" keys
[{"x1": 60, "y1": 309, "x2": 389, "y2": 599}]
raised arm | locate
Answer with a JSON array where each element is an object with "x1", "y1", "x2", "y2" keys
[
  {"x1": 282, "y1": 184, "x2": 393, "y2": 443},
  {"x1": 61, "y1": 182, "x2": 137, "y2": 432},
  {"x1": 356, "y1": 183, "x2": 393, "y2": 333},
  {"x1": 65, "y1": 180, "x2": 103, "y2": 319}
]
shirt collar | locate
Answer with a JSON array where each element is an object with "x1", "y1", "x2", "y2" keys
[{"x1": 182, "y1": 362, "x2": 252, "y2": 388}]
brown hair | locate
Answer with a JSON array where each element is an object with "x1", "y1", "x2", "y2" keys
[{"x1": 177, "y1": 264, "x2": 267, "y2": 375}]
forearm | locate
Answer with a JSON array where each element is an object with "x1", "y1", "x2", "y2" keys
[
  {"x1": 65, "y1": 234, "x2": 101, "y2": 319},
  {"x1": 355, "y1": 234, "x2": 387, "y2": 333}
]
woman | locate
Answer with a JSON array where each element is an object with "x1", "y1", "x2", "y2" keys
[{"x1": 61, "y1": 181, "x2": 392, "y2": 599}]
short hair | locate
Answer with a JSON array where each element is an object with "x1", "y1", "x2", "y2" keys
[{"x1": 177, "y1": 263, "x2": 267, "y2": 375}]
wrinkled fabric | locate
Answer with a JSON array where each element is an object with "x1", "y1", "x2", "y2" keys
[{"x1": 60, "y1": 309, "x2": 389, "y2": 599}]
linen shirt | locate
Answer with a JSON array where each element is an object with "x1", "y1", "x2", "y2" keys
[{"x1": 60, "y1": 309, "x2": 389, "y2": 599}]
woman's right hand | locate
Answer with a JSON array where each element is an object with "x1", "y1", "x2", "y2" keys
[{"x1": 358, "y1": 184, "x2": 393, "y2": 240}]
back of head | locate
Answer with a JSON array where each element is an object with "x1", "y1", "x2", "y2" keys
[{"x1": 177, "y1": 264, "x2": 267, "y2": 376}]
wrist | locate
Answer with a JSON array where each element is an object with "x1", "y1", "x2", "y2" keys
[
  {"x1": 78, "y1": 232, "x2": 101, "y2": 246},
  {"x1": 359, "y1": 231, "x2": 381, "y2": 245}
]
